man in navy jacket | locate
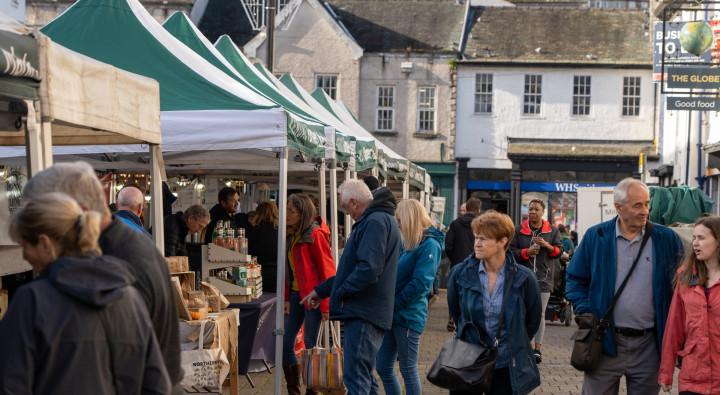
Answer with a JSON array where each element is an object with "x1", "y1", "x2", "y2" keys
[
  {"x1": 303, "y1": 179, "x2": 401, "y2": 395},
  {"x1": 566, "y1": 178, "x2": 684, "y2": 395}
]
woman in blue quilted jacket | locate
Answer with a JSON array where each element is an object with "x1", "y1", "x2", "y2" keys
[{"x1": 376, "y1": 199, "x2": 444, "y2": 395}]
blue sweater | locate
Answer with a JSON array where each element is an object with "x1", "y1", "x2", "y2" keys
[
  {"x1": 565, "y1": 218, "x2": 684, "y2": 356},
  {"x1": 393, "y1": 227, "x2": 444, "y2": 333}
]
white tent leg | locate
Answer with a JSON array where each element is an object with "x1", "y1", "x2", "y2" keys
[
  {"x1": 329, "y1": 163, "x2": 339, "y2": 264},
  {"x1": 40, "y1": 121, "x2": 53, "y2": 168},
  {"x1": 150, "y1": 144, "x2": 165, "y2": 254},
  {"x1": 402, "y1": 178, "x2": 410, "y2": 200},
  {"x1": 319, "y1": 159, "x2": 327, "y2": 223},
  {"x1": 371, "y1": 167, "x2": 379, "y2": 178},
  {"x1": 24, "y1": 100, "x2": 44, "y2": 176},
  {"x1": 344, "y1": 169, "x2": 352, "y2": 240},
  {"x1": 274, "y1": 148, "x2": 289, "y2": 395}
]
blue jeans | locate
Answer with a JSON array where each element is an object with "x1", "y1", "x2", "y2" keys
[
  {"x1": 283, "y1": 291, "x2": 322, "y2": 365},
  {"x1": 376, "y1": 325, "x2": 422, "y2": 395},
  {"x1": 343, "y1": 319, "x2": 385, "y2": 395}
]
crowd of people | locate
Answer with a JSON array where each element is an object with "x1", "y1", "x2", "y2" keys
[{"x1": 3, "y1": 163, "x2": 720, "y2": 395}]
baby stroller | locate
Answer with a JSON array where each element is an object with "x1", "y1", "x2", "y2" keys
[{"x1": 544, "y1": 258, "x2": 573, "y2": 326}]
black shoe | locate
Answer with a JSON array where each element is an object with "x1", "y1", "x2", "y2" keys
[
  {"x1": 446, "y1": 319, "x2": 456, "y2": 332},
  {"x1": 533, "y1": 349, "x2": 542, "y2": 364}
]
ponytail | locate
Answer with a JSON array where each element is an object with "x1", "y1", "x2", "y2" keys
[{"x1": 10, "y1": 192, "x2": 102, "y2": 256}]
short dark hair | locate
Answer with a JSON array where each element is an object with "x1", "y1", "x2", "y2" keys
[
  {"x1": 529, "y1": 199, "x2": 546, "y2": 210},
  {"x1": 465, "y1": 197, "x2": 481, "y2": 214},
  {"x1": 363, "y1": 176, "x2": 380, "y2": 191},
  {"x1": 218, "y1": 187, "x2": 238, "y2": 204}
]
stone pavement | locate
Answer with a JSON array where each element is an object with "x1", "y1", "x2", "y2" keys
[{"x1": 232, "y1": 291, "x2": 680, "y2": 394}]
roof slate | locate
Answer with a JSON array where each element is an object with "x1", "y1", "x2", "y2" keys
[
  {"x1": 326, "y1": 0, "x2": 466, "y2": 53},
  {"x1": 197, "y1": 0, "x2": 258, "y2": 47},
  {"x1": 464, "y1": 7, "x2": 652, "y2": 65}
]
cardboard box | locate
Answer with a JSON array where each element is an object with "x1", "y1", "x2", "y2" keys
[
  {"x1": 171, "y1": 271, "x2": 196, "y2": 293},
  {"x1": 165, "y1": 256, "x2": 189, "y2": 273}
]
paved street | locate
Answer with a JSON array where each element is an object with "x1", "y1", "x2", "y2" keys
[{"x1": 236, "y1": 291, "x2": 680, "y2": 395}]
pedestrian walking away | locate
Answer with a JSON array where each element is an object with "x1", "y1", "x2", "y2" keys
[
  {"x1": 20, "y1": 162, "x2": 184, "y2": 393},
  {"x1": 282, "y1": 194, "x2": 336, "y2": 395},
  {"x1": 115, "y1": 185, "x2": 151, "y2": 237},
  {"x1": 445, "y1": 210, "x2": 542, "y2": 395},
  {"x1": 376, "y1": 199, "x2": 444, "y2": 395},
  {"x1": 659, "y1": 216, "x2": 720, "y2": 395},
  {"x1": 247, "y1": 201, "x2": 280, "y2": 293},
  {"x1": 566, "y1": 178, "x2": 684, "y2": 395},
  {"x1": 0, "y1": 193, "x2": 170, "y2": 394},
  {"x1": 509, "y1": 199, "x2": 562, "y2": 363},
  {"x1": 444, "y1": 197, "x2": 482, "y2": 332},
  {"x1": 302, "y1": 180, "x2": 402, "y2": 395}
]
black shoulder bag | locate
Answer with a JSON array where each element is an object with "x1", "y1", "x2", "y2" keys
[
  {"x1": 427, "y1": 266, "x2": 516, "y2": 391},
  {"x1": 570, "y1": 221, "x2": 653, "y2": 372}
]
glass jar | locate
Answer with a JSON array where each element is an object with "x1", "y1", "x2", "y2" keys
[{"x1": 186, "y1": 290, "x2": 209, "y2": 320}]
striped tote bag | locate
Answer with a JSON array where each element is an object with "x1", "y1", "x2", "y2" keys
[{"x1": 301, "y1": 321, "x2": 344, "y2": 391}]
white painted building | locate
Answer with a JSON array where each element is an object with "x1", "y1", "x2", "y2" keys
[{"x1": 455, "y1": 6, "x2": 655, "y2": 225}]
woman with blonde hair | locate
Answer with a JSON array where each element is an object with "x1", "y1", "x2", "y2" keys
[
  {"x1": 660, "y1": 215, "x2": 720, "y2": 394},
  {"x1": 376, "y1": 199, "x2": 444, "y2": 395},
  {"x1": 248, "y1": 201, "x2": 279, "y2": 292},
  {"x1": 0, "y1": 193, "x2": 170, "y2": 394}
]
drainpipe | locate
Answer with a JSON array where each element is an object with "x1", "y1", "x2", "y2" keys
[
  {"x1": 696, "y1": 111, "x2": 705, "y2": 190},
  {"x1": 685, "y1": 110, "x2": 692, "y2": 186}
]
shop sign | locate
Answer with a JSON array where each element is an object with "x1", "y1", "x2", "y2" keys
[
  {"x1": 466, "y1": 181, "x2": 615, "y2": 192},
  {"x1": 667, "y1": 96, "x2": 720, "y2": 110},
  {"x1": 654, "y1": 21, "x2": 713, "y2": 81},
  {"x1": 667, "y1": 67, "x2": 720, "y2": 89}
]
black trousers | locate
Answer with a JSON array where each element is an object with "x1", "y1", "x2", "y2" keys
[
  {"x1": 680, "y1": 392, "x2": 701, "y2": 395},
  {"x1": 449, "y1": 367, "x2": 512, "y2": 395}
]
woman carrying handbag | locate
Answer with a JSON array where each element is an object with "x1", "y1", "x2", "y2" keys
[{"x1": 441, "y1": 211, "x2": 542, "y2": 395}]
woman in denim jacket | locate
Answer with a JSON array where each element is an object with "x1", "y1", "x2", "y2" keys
[{"x1": 447, "y1": 211, "x2": 542, "y2": 395}]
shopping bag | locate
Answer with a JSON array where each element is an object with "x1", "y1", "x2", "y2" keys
[
  {"x1": 181, "y1": 321, "x2": 230, "y2": 389},
  {"x1": 301, "y1": 321, "x2": 344, "y2": 391}
]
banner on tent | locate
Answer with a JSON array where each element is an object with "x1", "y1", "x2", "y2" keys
[{"x1": 286, "y1": 114, "x2": 326, "y2": 159}]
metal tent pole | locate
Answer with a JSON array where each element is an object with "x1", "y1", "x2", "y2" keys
[
  {"x1": 273, "y1": 147, "x2": 289, "y2": 395},
  {"x1": 150, "y1": 144, "x2": 165, "y2": 254},
  {"x1": 319, "y1": 159, "x2": 327, "y2": 222}
]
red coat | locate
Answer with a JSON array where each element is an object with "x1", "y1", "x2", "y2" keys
[
  {"x1": 659, "y1": 276, "x2": 720, "y2": 394},
  {"x1": 285, "y1": 218, "x2": 336, "y2": 313}
]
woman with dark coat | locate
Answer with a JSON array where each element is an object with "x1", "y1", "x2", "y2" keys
[
  {"x1": 0, "y1": 193, "x2": 170, "y2": 394},
  {"x1": 247, "y1": 201, "x2": 279, "y2": 293},
  {"x1": 447, "y1": 210, "x2": 542, "y2": 395},
  {"x1": 509, "y1": 199, "x2": 562, "y2": 363}
]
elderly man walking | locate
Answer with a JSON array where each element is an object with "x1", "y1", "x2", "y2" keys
[
  {"x1": 115, "y1": 185, "x2": 150, "y2": 236},
  {"x1": 22, "y1": 162, "x2": 184, "y2": 394},
  {"x1": 566, "y1": 178, "x2": 684, "y2": 395},
  {"x1": 302, "y1": 179, "x2": 401, "y2": 395}
]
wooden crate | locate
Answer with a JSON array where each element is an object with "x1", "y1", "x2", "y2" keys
[
  {"x1": 166, "y1": 256, "x2": 189, "y2": 273},
  {"x1": 171, "y1": 271, "x2": 196, "y2": 293},
  {"x1": 0, "y1": 289, "x2": 7, "y2": 320}
]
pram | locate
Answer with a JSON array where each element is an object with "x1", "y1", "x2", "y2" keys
[{"x1": 545, "y1": 259, "x2": 573, "y2": 326}]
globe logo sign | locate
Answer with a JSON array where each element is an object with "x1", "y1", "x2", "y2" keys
[{"x1": 679, "y1": 21, "x2": 714, "y2": 56}]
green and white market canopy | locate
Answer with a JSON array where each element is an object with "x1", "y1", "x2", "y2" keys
[{"x1": 39, "y1": 0, "x2": 288, "y2": 154}]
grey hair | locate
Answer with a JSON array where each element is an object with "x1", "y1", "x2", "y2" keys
[
  {"x1": 338, "y1": 179, "x2": 373, "y2": 204},
  {"x1": 184, "y1": 204, "x2": 210, "y2": 221},
  {"x1": 23, "y1": 162, "x2": 110, "y2": 217},
  {"x1": 613, "y1": 178, "x2": 649, "y2": 205},
  {"x1": 116, "y1": 186, "x2": 144, "y2": 211}
]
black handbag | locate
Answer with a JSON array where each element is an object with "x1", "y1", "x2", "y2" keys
[
  {"x1": 570, "y1": 222, "x2": 653, "y2": 372},
  {"x1": 427, "y1": 267, "x2": 515, "y2": 391}
]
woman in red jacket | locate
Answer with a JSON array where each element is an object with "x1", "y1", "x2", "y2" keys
[
  {"x1": 660, "y1": 216, "x2": 720, "y2": 394},
  {"x1": 282, "y1": 193, "x2": 336, "y2": 395}
]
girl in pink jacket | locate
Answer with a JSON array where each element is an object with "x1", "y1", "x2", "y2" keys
[{"x1": 660, "y1": 216, "x2": 720, "y2": 394}]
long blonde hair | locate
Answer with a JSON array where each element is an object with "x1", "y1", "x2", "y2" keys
[
  {"x1": 396, "y1": 199, "x2": 432, "y2": 250},
  {"x1": 10, "y1": 192, "x2": 102, "y2": 256}
]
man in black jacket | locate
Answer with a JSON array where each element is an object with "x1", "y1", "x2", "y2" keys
[
  {"x1": 205, "y1": 187, "x2": 246, "y2": 243},
  {"x1": 165, "y1": 205, "x2": 210, "y2": 257},
  {"x1": 22, "y1": 162, "x2": 185, "y2": 394},
  {"x1": 443, "y1": 197, "x2": 481, "y2": 331}
]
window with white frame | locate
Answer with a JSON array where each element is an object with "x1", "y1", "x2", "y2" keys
[
  {"x1": 417, "y1": 86, "x2": 436, "y2": 132},
  {"x1": 376, "y1": 86, "x2": 395, "y2": 131},
  {"x1": 572, "y1": 75, "x2": 592, "y2": 116},
  {"x1": 523, "y1": 75, "x2": 542, "y2": 115},
  {"x1": 475, "y1": 73, "x2": 493, "y2": 114},
  {"x1": 622, "y1": 76, "x2": 641, "y2": 116},
  {"x1": 315, "y1": 74, "x2": 338, "y2": 99}
]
